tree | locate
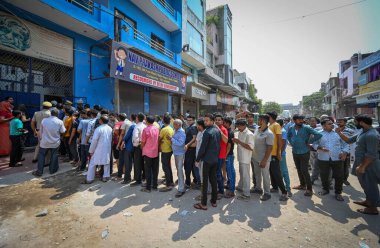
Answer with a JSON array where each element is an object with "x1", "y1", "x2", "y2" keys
[
  {"x1": 248, "y1": 80, "x2": 263, "y2": 113},
  {"x1": 262, "y1": 101, "x2": 282, "y2": 115},
  {"x1": 302, "y1": 91, "x2": 325, "y2": 117}
]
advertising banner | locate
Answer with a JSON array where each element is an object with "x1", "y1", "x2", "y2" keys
[
  {"x1": 111, "y1": 41, "x2": 186, "y2": 94},
  {"x1": 0, "y1": 11, "x2": 73, "y2": 67}
]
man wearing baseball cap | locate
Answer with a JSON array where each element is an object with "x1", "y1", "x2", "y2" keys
[{"x1": 31, "y1": 102, "x2": 52, "y2": 163}]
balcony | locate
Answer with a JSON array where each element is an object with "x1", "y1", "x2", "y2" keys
[
  {"x1": 5, "y1": 0, "x2": 111, "y2": 40},
  {"x1": 198, "y1": 67, "x2": 224, "y2": 86},
  {"x1": 130, "y1": 0, "x2": 181, "y2": 32}
]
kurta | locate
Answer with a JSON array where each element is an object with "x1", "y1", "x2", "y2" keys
[{"x1": 89, "y1": 124, "x2": 113, "y2": 165}]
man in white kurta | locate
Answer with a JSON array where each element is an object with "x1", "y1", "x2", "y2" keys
[{"x1": 86, "y1": 115, "x2": 113, "y2": 183}]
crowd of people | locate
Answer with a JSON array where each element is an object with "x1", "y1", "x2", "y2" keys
[{"x1": 1, "y1": 96, "x2": 380, "y2": 214}]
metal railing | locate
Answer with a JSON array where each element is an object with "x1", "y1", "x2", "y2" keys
[
  {"x1": 66, "y1": 0, "x2": 94, "y2": 14},
  {"x1": 157, "y1": 0, "x2": 175, "y2": 16},
  {"x1": 124, "y1": 22, "x2": 175, "y2": 60}
]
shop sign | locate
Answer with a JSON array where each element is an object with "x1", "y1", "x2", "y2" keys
[
  {"x1": 217, "y1": 91, "x2": 238, "y2": 106},
  {"x1": 191, "y1": 85, "x2": 208, "y2": 100},
  {"x1": 110, "y1": 41, "x2": 186, "y2": 94},
  {"x1": 356, "y1": 91, "x2": 380, "y2": 104},
  {"x1": 0, "y1": 11, "x2": 73, "y2": 67}
]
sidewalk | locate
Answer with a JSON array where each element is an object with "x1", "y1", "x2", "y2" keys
[{"x1": 0, "y1": 148, "x2": 76, "y2": 187}]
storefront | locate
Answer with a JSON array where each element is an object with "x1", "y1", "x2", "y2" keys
[
  {"x1": 110, "y1": 41, "x2": 187, "y2": 116},
  {"x1": 183, "y1": 82, "x2": 210, "y2": 117},
  {"x1": 216, "y1": 90, "x2": 240, "y2": 116},
  {"x1": 354, "y1": 89, "x2": 380, "y2": 120}
]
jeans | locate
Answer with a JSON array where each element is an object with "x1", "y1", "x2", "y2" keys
[
  {"x1": 318, "y1": 159, "x2": 344, "y2": 194},
  {"x1": 9, "y1": 135, "x2": 23, "y2": 166},
  {"x1": 217, "y1": 158, "x2": 225, "y2": 194},
  {"x1": 37, "y1": 147, "x2": 59, "y2": 175},
  {"x1": 184, "y1": 148, "x2": 198, "y2": 186},
  {"x1": 133, "y1": 146, "x2": 144, "y2": 183},
  {"x1": 280, "y1": 154, "x2": 291, "y2": 192},
  {"x1": 201, "y1": 161, "x2": 218, "y2": 206},
  {"x1": 269, "y1": 157, "x2": 287, "y2": 194},
  {"x1": 238, "y1": 162, "x2": 250, "y2": 197},
  {"x1": 357, "y1": 162, "x2": 380, "y2": 207},
  {"x1": 161, "y1": 152, "x2": 173, "y2": 186},
  {"x1": 174, "y1": 154, "x2": 185, "y2": 192},
  {"x1": 144, "y1": 156, "x2": 159, "y2": 190},
  {"x1": 253, "y1": 159, "x2": 271, "y2": 194},
  {"x1": 79, "y1": 144, "x2": 89, "y2": 170},
  {"x1": 293, "y1": 152, "x2": 312, "y2": 190},
  {"x1": 123, "y1": 150, "x2": 134, "y2": 182},
  {"x1": 226, "y1": 155, "x2": 236, "y2": 192},
  {"x1": 69, "y1": 139, "x2": 79, "y2": 162}
]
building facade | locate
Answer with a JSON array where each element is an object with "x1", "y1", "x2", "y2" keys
[{"x1": 0, "y1": 0, "x2": 186, "y2": 116}]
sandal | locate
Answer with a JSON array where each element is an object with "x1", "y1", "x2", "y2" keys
[
  {"x1": 224, "y1": 192, "x2": 235, "y2": 198},
  {"x1": 353, "y1": 200, "x2": 370, "y2": 207},
  {"x1": 81, "y1": 180, "x2": 93, "y2": 184},
  {"x1": 335, "y1": 194, "x2": 344, "y2": 201},
  {"x1": 210, "y1": 200, "x2": 217, "y2": 207},
  {"x1": 318, "y1": 190, "x2": 329, "y2": 196},
  {"x1": 357, "y1": 208, "x2": 379, "y2": 215},
  {"x1": 193, "y1": 203, "x2": 207, "y2": 210},
  {"x1": 293, "y1": 185, "x2": 306, "y2": 190},
  {"x1": 195, "y1": 195, "x2": 202, "y2": 201},
  {"x1": 217, "y1": 193, "x2": 223, "y2": 200}
]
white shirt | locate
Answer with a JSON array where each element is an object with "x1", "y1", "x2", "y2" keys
[
  {"x1": 86, "y1": 118, "x2": 97, "y2": 144},
  {"x1": 40, "y1": 116, "x2": 66, "y2": 148},
  {"x1": 32, "y1": 109, "x2": 51, "y2": 130},
  {"x1": 237, "y1": 127, "x2": 255, "y2": 164},
  {"x1": 89, "y1": 124, "x2": 113, "y2": 165},
  {"x1": 195, "y1": 130, "x2": 204, "y2": 157},
  {"x1": 121, "y1": 119, "x2": 132, "y2": 133},
  {"x1": 132, "y1": 122, "x2": 146, "y2": 147}
]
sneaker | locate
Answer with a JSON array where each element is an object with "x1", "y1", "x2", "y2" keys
[
  {"x1": 130, "y1": 182, "x2": 141, "y2": 187},
  {"x1": 250, "y1": 188, "x2": 263, "y2": 194},
  {"x1": 260, "y1": 194, "x2": 271, "y2": 201},
  {"x1": 279, "y1": 194, "x2": 288, "y2": 201}
]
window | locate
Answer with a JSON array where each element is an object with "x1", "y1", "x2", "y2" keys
[
  {"x1": 206, "y1": 52, "x2": 213, "y2": 68},
  {"x1": 226, "y1": 24, "x2": 232, "y2": 67},
  {"x1": 151, "y1": 33, "x2": 165, "y2": 54},
  {"x1": 187, "y1": 0, "x2": 204, "y2": 22},
  {"x1": 369, "y1": 63, "x2": 380, "y2": 82},
  {"x1": 187, "y1": 22, "x2": 203, "y2": 56},
  {"x1": 115, "y1": 9, "x2": 137, "y2": 41},
  {"x1": 182, "y1": 63, "x2": 194, "y2": 82},
  {"x1": 215, "y1": 34, "x2": 218, "y2": 43}
]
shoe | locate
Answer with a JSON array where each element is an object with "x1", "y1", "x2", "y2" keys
[
  {"x1": 292, "y1": 185, "x2": 306, "y2": 190},
  {"x1": 122, "y1": 179, "x2": 131, "y2": 184},
  {"x1": 304, "y1": 190, "x2": 313, "y2": 197},
  {"x1": 32, "y1": 171, "x2": 42, "y2": 177},
  {"x1": 32, "y1": 159, "x2": 38, "y2": 163},
  {"x1": 217, "y1": 193, "x2": 224, "y2": 200},
  {"x1": 335, "y1": 194, "x2": 344, "y2": 201},
  {"x1": 279, "y1": 194, "x2": 288, "y2": 201},
  {"x1": 236, "y1": 186, "x2": 243, "y2": 192},
  {"x1": 343, "y1": 180, "x2": 351, "y2": 186},
  {"x1": 260, "y1": 194, "x2": 271, "y2": 201},
  {"x1": 130, "y1": 182, "x2": 141, "y2": 187},
  {"x1": 250, "y1": 188, "x2": 263, "y2": 194},
  {"x1": 270, "y1": 188, "x2": 278, "y2": 193},
  {"x1": 175, "y1": 191, "x2": 185, "y2": 198},
  {"x1": 185, "y1": 184, "x2": 190, "y2": 189},
  {"x1": 159, "y1": 186, "x2": 173, "y2": 192},
  {"x1": 237, "y1": 194, "x2": 250, "y2": 201},
  {"x1": 318, "y1": 190, "x2": 329, "y2": 196},
  {"x1": 287, "y1": 191, "x2": 293, "y2": 197},
  {"x1": 141, "y1": 188, "x2": 151, "y2": 193}
]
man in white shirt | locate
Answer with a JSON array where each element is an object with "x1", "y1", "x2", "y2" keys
[
  {"x1": 31, "y1": 101, "x2": 51, "y2": 163},
  {"x1": 130, "y1": 113, "x2": 146, "y2": 186},
  {"x1": 84, "y1": 115, "x2": 113, "y2": 183},
  {"x1": 233, "y1": 119, "x2": 254, "y2": 200},
  {"x1": 32, "y1": 109, "x2": 65, "y2": 177}
]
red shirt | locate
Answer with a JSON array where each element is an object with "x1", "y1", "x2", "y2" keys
[
  {"x1": 113, "y1": 121, "x2": 123, "y2": 144},
  {"x1": 218, "y1": 125, "x2": 228, "y2": 159}
]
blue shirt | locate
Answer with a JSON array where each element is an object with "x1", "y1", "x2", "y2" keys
[
  {"x1": 281, "y1": 128, "x2": 288, "y2": 156},
  {"x1": 9, "y1": 118, "x2": 23, "y2": 136},
  {"x1": 287, "y1": 124, "x2": 322, "y2": 154},
  {"x1": 124, "y1": 124, "x2": 136, "y2": 152},
  {"x1": 78, "y1": 119, "x2": 90, "y2": 145},
  {"x1": 172, "y1": 128, "x2": 186, "y2": 156},
  {"x1": 313, "y1": 130, "x2": 349, "y2": 161}
]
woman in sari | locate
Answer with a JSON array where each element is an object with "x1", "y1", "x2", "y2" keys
[{"x1": 0, "y1": 96, "x2": 14, "y2": 156}]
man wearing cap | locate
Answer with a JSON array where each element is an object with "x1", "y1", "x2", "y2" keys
[
  {"x1": 31, "y1": 102, "x2": 51, "y2": 163},
  {"x1": 287, "y1": 114, "x2": 322, "y2": 197},
  {"x1": 64, "y1": 100, "x2": 76, "y2": 112},
  {"x1": 233, "y1": 118, "x2": 254, "y2": 200}
]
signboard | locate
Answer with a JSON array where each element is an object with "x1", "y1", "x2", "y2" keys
[
  {"x1": 358, "y1": 50, "x2": 380, "y2": 72},
  {"x1": 0, "y1": 11, "x2": 73, "y2": 67},
  {"x1": 111, "y1": 41, "x2": 186, "y2": 94},
  {"x1": 191, "y1": 85, "x2": 208, "y2": 100},
  {"x1": 355, "y1": 91, "x2": 380, "y2": 104},
  {"x1": 217, "y1": 91, "x2": 239, "y2": 106}
]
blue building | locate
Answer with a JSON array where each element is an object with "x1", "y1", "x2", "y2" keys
[{"x1": 0, "y1": 0, "x2": 186, "y2": 115}]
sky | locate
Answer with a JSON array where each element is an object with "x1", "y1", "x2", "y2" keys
[{"x1": 207, "y1": 0, "x2": 380, "y2": 105}]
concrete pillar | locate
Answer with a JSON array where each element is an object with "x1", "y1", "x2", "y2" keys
[
  {"x1": 144, "y1": 87, "x2": 150, "y2": 114},
  {"x1": 168, "y1": 94, "x2": 172, "y2": 114},
  {"x1": 114, "y1": 79, "x2": 120, "y2": 113}
]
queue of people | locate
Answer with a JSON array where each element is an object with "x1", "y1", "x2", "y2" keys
[{"x1": 2, "y1": 96, "x2": 380, "y2": 214}]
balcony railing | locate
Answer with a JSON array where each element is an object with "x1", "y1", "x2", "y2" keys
[
  {"x1": 157, "y1": 0, "x2": 175, "y2": 16},
  {"x1": 66, "y1": 0, "x2": 94, "y2": 14},
  {"x1": 124, "y1": 22, "x2": 175, "y2": 61}
]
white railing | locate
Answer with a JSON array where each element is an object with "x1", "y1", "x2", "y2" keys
[
  {"x1": 66, "y1": 0, "x2": 94, "y2": 14},
  {"x1": 157, "y1": 0, "x2": 175, "y2": 16}
]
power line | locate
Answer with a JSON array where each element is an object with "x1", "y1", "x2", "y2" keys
[{"x1": 272, "y1": 0, "x2": 368, "y2": 24}]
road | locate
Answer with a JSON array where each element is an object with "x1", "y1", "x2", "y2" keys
[{"x1": 0, "y1": 148, "x2": 379, "y2": 248}]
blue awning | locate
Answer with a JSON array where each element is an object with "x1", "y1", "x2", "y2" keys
[{"x1": 358, "y1": 50, "x2": 380, "y2": 72}]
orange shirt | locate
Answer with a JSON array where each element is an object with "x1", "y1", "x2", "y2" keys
[{"x1": 64, "y1": 116, "x2": 73, "y2": 137}]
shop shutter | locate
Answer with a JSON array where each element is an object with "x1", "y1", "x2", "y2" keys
[
  {"x1": 150, "y1": 90, "x2": 168, "y2": 115},
  {"x1": 119, "y1": 82, "x2": 144, "y2": 115}
]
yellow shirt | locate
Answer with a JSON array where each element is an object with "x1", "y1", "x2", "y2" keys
[
  {"x1": 64, "y1": 117, "x2": 72, "y2": 137},
  {"x1": 269, "y1": 122, "x2": 282, "y2": 156},
  {"x1": 159, "y1": 125, "x2": 174, "y2": 153}
]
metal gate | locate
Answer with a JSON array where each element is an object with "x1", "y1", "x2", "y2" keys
[{"x1": 0, "y1": 49, "x2": 73, "y2": 101}]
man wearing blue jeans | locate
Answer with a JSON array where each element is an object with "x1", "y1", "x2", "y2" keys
[
  {"x1": 77, "y1": 110, "x2": 91, "y2": 171},
  {"x1": 223, "y1": 117, "x2": 236, "y2": 198},
  {"x1": 215, "y1": 114, "x2": 228, "y2": 198},
  {"x1": 32, "y1": 109, "x2": 66, "y2": 177}
]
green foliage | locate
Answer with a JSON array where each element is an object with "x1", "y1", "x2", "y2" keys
[
  {"x1": 302, "y1": 91, "x2": 325, "y2": 117},
  {"x1": 248, "y1": 80, "x2": 262, "y2": 113},
  {"x1": 206, "y1": 15, "x2": 219, "y2": 27},
  {"x1": 262, "y1": 101, "x2": 283, "y2": 115}
]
